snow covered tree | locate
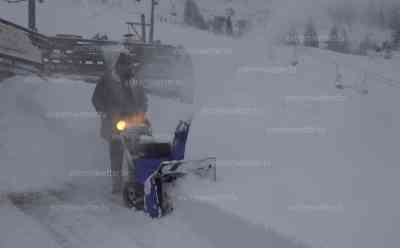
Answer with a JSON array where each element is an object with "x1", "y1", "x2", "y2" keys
[
  {"x1": 340, "y1": 28, "x2": 351, "y2": 53},
  {"x1": 303, "y1": 18, "x2": 319, "y2": 48},
  {"x1": 326, "y1": 25, "x2": 351, "y2": 54},
  {"x1": 388, "y1": 7, "x2": 400, "y2": 49},
  {"x1": 327, "y1": 25, "x2": 340, "y2": 52},
  {"x1": 286, "y1": 27, "x2": 300, "y2": 46},
  {"x1": 389, "y1": 6, "x2": 400, "y2": 48},
  {"x1": 184, "y1": 0, "x2": 208, "y2": 30},
  {"x1": 383, "y1": 41, "x2": 393, "y2": 59},
  {"x1": 393, "y1": 29, "x2": 400, "y2": 49},
  {"x1": 226, "y1": 16, "x2": 233, "y2": 36},
  {"x1": 358, "y1": 35, "x2": 373, "y2": 55}
]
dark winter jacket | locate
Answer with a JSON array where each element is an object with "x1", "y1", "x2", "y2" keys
[{"x1": 92, "y1": 72, "x2": 148, "y2": 140}]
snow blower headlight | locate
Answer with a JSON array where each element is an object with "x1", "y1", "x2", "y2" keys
[
  {"x1": 116, "y1": 120, "x2": 127, "y2": 132},
  {"x1": 115, "y1": 113, "x2": 148, "y2": 133}
]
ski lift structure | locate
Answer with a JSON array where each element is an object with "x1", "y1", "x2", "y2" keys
[
  {"x1": 126, "y1": 14, "x2": 151, "y2": 43},
  {"x1": 0, "y1": 0, "x2": 195, "y2": 103}
]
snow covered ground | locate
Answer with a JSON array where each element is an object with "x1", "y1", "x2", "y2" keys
[
  {"x1": 189, "y1": 43, "x2": 400, "y2": 248},
  {"x1": 1, "y1": 1, "x2": 400, "y2": 248},
  {"x1": 0, "y1": 76, "x2": 306, "y2": 248}
]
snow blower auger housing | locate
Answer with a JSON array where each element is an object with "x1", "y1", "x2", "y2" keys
[{"x1": 117, "y1": 119, "x2": 216, "y2": 218}]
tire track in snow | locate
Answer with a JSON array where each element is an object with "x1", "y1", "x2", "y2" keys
[
  {"x1": 8, "y1": 189, "x2": 78, "y2": 248},
  {"x1": 7, "y1": 185, "x2": 214, "y2": 248},
  {"x1": 8, "y1": 189, "x2": 141, "y2": 248},
  {"x1": 7, "y1": 184, "x2": 310, "y2": 248}
]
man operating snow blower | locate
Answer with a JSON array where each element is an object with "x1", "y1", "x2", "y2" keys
[
  {"x1": 92, "y1": 50, "x2": 150, "y2": 196},
  {"x1": 92, "y1": 49, "x2": 216, "y2": 218}
]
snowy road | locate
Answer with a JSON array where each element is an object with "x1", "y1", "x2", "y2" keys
[{"x1": 3, "y1": 180, "x2": 306, "y2": 248}]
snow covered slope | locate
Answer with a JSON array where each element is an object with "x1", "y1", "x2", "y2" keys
[{"x1": 188, "y1": 40, "x2": 400, "y2": 248}]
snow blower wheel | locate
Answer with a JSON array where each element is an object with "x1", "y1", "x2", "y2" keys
[{"x1": 123, "y1": 182, "x2": 144, "y2": 210}]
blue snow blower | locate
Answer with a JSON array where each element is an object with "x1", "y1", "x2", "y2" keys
[{"x1": 119, "y1": 120, "x2": 216, "y2": 218}]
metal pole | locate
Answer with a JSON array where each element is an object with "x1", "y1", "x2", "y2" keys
[
  {"x1": 149, "y1": 0, "x2": 155, "y2": 43},
  {"x1": 28, "y1": 0, "x2": 36, "y2": 31},
  {"x1": 141, "y1": 14, "x2": 146, "y2": 43}
]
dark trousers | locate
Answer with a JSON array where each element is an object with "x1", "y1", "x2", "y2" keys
[{"x1": 110, "y1": 139, "x2": 123, "y2": 193}]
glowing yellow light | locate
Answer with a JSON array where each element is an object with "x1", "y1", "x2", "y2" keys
[{"x1": 116, "y1": 120, "x2": 127, "y2": 131}]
